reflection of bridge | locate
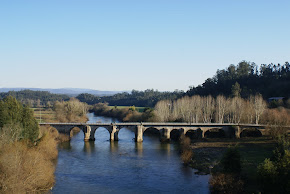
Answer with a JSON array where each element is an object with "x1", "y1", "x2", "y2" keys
[{"x1": 39, "y1": 123, "x2": 269, "y2": 142}]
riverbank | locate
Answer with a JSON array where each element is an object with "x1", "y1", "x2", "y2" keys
[
  {"x1": 91, "y1": 103, "x2": 156, "y2": 122},
  {"x1": 189, "y1": 137, "x2": 277, "y2": 193}
]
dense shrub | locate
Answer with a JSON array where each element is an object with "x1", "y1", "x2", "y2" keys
[
  {"x1": 91, "y1": 103, "x2": 156, "y2": 122},
  {"x1": 0, "y1": 126, "x2": 58, "y2": 193},
  {"x1": 179, "y1": 134, "x2": 194, "y2": 164},
  {"x1": 209, "y1": 173, "x2": 244, "y2": 194},
  {"x1": 220, "y1": 146, "x2": 241, "y2": 174},
  {"x1": 258, "y1": 137, "x2": 290, "y2": 193},
  {"x1": 54, "y1": 98, "x2": 88, "y2": 123},
  {"x1": 0, "y1": 96, "x2": 39, "y2": 142},
  {"x1": 262, "y1": 107, "x2": 290, "y2": 138}
]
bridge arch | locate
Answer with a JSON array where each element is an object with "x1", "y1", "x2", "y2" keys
[
  {"x1": 170, "y1": 128, "x2": 183, "y2": 141},
  {"x1": 69, "y1": 127, "x2": 84, "y2": 138},
  {"x1": 185, "y1": 128, "x2": 202, "y2": 139},
  {"x1": 93, "y1": 126, "x2": 111, "y2": 141},
  {"x1": 204, "y1": 128, "x2": 226, "y2": 138},
  {"x1": 240, "y1": 128, "x2": 262, "y2": 138},
  {"x1": 117, "y1": 126, "x2": 135, "y2": 141},
  {"x1": 143, "y1": 127, "x2": 161, "y2": 136}
]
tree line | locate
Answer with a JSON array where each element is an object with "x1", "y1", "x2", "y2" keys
[
  {"x1": 77, "y1": 89, "x2": 184, "y2": 107},
  {"x1": 0, "y1": 90, "x2": 70, "y2": 107},
  {"x1": 187, "y1": 61, "x2": 290, "y2": 98},
  {"x1": 0, "y1": 61, "x2": 289, "y2": 109},
  {"x1": 154, "y1": 94, "x2": 288, "y2": 125}
]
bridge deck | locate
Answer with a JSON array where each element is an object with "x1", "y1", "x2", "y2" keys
[{"x1": 39, "y1": 122, "x2": 267, "y2": 127}]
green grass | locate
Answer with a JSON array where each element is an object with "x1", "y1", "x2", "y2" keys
[
  {"x1": 32, "y1": 108, "x2": 57, "y2": 122},
  {"x1": 108, "y1": 106, "x2": 147, "y2": 112},
  {"x1": 190, "y1": 137, "x2": 276, "y2": 193}
]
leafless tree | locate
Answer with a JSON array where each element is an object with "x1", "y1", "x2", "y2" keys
[
  {"x1": 215, "y1": 95, "x2": 228, "y2": 123},
  {"x1": 190, "y1": 95, "x2": 202, "y2": 123},
  {"x1": 201, "y1": 96, "x2": 215, "y2": 123},
  {"x1": 250, "y1": 94, "x2": 267, "y2": 124},
  {"x1": 155, "y1": 100, "x2": 172, "y2": 122}
]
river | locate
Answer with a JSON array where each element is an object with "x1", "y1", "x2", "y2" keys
[{"x1": 52, "y1": 113, "x2": 210, "y2": 194}]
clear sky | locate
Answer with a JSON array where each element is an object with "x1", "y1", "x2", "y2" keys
[{"x1": 0, "y1": 0, "x2": 289, "y2": 91}]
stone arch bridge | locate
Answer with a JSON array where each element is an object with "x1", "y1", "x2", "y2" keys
[{"x1": 39, "y1": 122, "x2": 269, "y2": 142}]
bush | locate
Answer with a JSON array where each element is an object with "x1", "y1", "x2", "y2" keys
[
  {"x1": 0, "y1": 96, "x2": 39, "y2": 142},
  {"x1": 262, "y1": 108, "x2": 290, "y2": 138},
  {"x1": 209, "y1": 173, "x2": 244, "y2": 194},
  {"x1": 0, "y1": 127, "x2": 59, "y2": 193},
  {"x1": 54, "y1": 98, "x2": 88, "y2": 123},
  {"x1": 179, "y1": 135, "x2": 194, "y2": 164},
  {"x1": 257, "y1": 137, "x2": 290, "y2": 193},
  {"x1": 220, "y1": 146, "x2": 241, "y2": 174}
]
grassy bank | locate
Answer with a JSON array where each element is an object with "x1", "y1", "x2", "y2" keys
[
  {"x1": 189, "y1": 137, "x2": 277, "y2": 193},
  {"x1": 108, "y1": 106, "x2": 146, "y2": 112}
]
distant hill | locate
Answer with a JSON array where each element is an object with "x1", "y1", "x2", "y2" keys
[{"x1": 0, "y1": 88, "x2": 122, "y2": 97}]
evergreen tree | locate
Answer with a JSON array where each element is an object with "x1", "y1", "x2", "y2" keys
[{"x1": 0, "y1": 96, "x2": 39, "y2": 142}]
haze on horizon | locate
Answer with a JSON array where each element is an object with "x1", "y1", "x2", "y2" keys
[{"x1": 0, "y1": 0, "x2": 289, "y2": 92}]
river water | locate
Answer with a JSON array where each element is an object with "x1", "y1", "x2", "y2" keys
[{"x1": 52, "y1": 113, "x2": 210, "y2": 194}]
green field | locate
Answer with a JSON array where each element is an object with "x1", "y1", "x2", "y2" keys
[
  {"x1": 108, "y1": 106, "x2": 147, "y2": 112},
  {"x1": 190, "y1": 137, "x2": 277, "y2": 193},
  {"x1": 32, "y1": 108, "x2": 56, "y2": 122}
]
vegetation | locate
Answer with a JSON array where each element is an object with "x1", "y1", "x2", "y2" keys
[
  {"x1": 0, "y1": 90, "x2": 70, "y2": 107},
  {"x1": 187, "y1": 61, "x2": 290, "y2": 98},
  {"x1": 91, "y1": 103, "x2": 156, "y2": 122},
  {"x1": 209, "y1": 145, "x2": 244, "y2": 193},
  {"x1": 33, "y1": 108, "x2": 57, "y2": 123},
  {"x1": 257, "y1": 136, "x2": 290, "y2": 193},
  {"x1": 54, "y1": 98, "x2": 89, "y2": 123},
  {"x1": 179, "y1": 134, "x2": 194, "y2": 165},
  {"x1": 220, "y1": 146, "x2": 241, "y2": 174},
  {"x1": 0, "y1": 96, "x2": 60, "y2": 193},
  {"x1": 0, "y1": 96, "x2": 39, "y2": 142},
  {"x1": 155, "y1": 94, "x2": 268, "y2": 124},
  {"x1": 77, "y1": 89, "x2": 184, "y2": 107}
]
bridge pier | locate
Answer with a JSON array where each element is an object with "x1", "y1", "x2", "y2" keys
[
  {"x1": 135, "y1": 125, "x2": 143, "y2": 142},
  {"x1": 84, "y1": 126, "x2": 92, "y2": 141},
  {"x1": 235, "y1": 126, "x2": 241, "y2": 138},
  {"x1": 201, "y1": 128, "x2": 205, "y2": 138},
  {"x1": 110, "y1": 125, "x2": 119, "y2": 141},
  {"x1": 160, "y1": 128, "x2": 171, "y2": 142},
  {"x1": 84, "y1": 126, "x2": 96, "y2": 141}
]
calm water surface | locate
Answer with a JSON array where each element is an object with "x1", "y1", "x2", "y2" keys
[{"x1": 52, "y1": 113, "x2": 210, "y2": 194}]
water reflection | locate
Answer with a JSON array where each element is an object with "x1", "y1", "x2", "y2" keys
[
  {"x1": 135, "y1": 142, "x2": 143, "y2": 157},
  {"x1": 110, "y1": 141, "x2": 119, "y2": 153},
  {"x1": 52, "y1": 114, "x2": 210, "y2": 194},
  {"x1": 83, "y1": 141, "x2": 95, "y2": 154}
]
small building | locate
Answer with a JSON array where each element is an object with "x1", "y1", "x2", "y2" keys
[{"x1": 268, "y1": 97, "x2": 285, "y2": 102}]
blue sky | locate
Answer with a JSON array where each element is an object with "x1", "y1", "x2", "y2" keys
[{"x1": 0, "y1": 0, "x2": 289, "y2": 91}]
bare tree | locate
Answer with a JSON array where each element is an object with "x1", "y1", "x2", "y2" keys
[
  {"x1": 215, "y1": 95, "x2": 228, "y2": 123},
  {"x1": 244, "y1": 99, "x2": 255, "y2": 124},
  {"x1": 250, "y1": 94, "x2": 267, "y2": 124},
  {"x1": 190, "y1": 95, "x2": 202, "y2": 123},
  {"x1": 201, "y1": 96, "x2": 215, "y2": 123},
  {"x1": 155, "y1": 100, "x2": 172, "y2": 122}
]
